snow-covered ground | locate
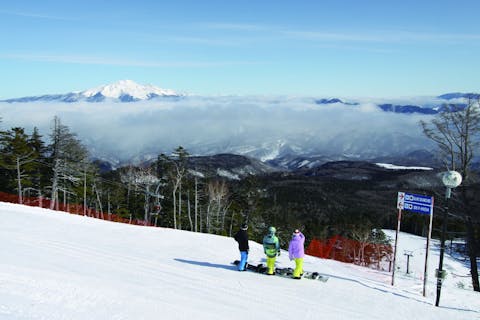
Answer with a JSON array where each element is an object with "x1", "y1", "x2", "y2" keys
[
  {"x1": 375, "y1": 163, "x2": 433, "y2": 171},
  {"x1": 0, "y1": 202, "x2": 478, "y2": 320}
]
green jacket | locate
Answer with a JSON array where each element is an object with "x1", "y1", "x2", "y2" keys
[{"x1": 263, "y1": 233, "x2": 280, "y2": 258}]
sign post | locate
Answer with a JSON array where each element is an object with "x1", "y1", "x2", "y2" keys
[
  {"x1": 423, "y1": 203, "x2": 434, "y2": 297},
  {"x1": 394, "y1": 192, "x2": 434, "y2": 296},
  {"x1": 391, "y1": 207, "x2": 402, "y2": 286}
]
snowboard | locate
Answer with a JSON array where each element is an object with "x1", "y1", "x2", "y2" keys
[
  {"x1": 232, "y1": 260, "x2": 329, "y2": 282},
  {"x1": 232, "y1": 260, "x2": 265, "y2": 272},
  {"x1": 275, "y1": 266, "x2": 329, "y2": 282}
]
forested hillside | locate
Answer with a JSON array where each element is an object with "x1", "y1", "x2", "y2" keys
[{"x1": 2, "y1": 116, "x2": 478, "y2": 247}]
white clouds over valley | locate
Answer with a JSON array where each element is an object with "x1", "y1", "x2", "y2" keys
[{"x1": 0, "y1": 96, "x2": 433, "y2": 163}]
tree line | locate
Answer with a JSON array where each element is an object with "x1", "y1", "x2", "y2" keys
[
  {"x1": 0, "y1": 116, "x2": 391, "y2": 247},
  {"x1": 0, "y1": 116, "x2": 94, "y2": 211},
  {"x1": 0, "y1": 116, "x2": 255, "y2": 237}
]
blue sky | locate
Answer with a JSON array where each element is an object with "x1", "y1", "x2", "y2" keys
[{"x1": 1, "y1": 0, "x2": 479, "y2": 98}]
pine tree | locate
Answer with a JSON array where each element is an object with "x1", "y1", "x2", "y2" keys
[
  {"x1": 27, "y1": 127, "x2": 48, "y2": 198},
  {"x1": 48, "y1": 116, "x2": 89, "y2": 210},
  {"x1": 0, "y1": 127, "x2": 39, "y2": 203}
]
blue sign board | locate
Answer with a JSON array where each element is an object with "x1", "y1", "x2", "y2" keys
[{"x1": 397, "y1": 192, "x2": 434, "y2": 215}]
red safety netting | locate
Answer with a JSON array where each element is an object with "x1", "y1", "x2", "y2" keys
[
  {"x1": 0, "y1": 191, "x2": 154, "y2": 227},
  {"x1": 306, "y1": 235, "x2": 393, "y2": 270}
]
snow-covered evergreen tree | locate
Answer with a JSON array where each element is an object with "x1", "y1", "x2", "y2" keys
[
  {"x1": 48, "y1": 116, "x2": 89, "y2": 210},
  {"x1": 0, "y1": 127, "x2": 39, "y2": 203}
]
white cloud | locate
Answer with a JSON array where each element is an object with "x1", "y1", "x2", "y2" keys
[
  {"x1": 0, "y1": 53, "x2": 260, "y2": 68},
  {"x1": 0, "y1": 9, "x2": 77, "y2": 21},
  {"x1": 200, "y1": 22, "x2": 480, "y2": 45},
  {"x1": 0, "y1": 96, "x2": 434, "y2": 163}
]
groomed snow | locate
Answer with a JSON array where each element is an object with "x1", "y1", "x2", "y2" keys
[{"x1": 0, "y1": 202, "x2": 478, "y2": 319}]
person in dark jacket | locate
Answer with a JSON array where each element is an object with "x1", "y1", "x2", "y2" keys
[{"x1": 234, "y1": 223, "x2": 249, "y2": 271}]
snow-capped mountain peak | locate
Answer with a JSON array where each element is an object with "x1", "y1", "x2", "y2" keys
[
  {"x1": 0, "y1": 80, "x2": 180, "y2": 103},
  {"x1": 81, "y1": 79, "x2": 178, "y2": 100}
]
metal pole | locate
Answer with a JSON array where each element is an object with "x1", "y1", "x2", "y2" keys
[
  {"x1": 406, "y1": 254, "x2": 410, "y2": 274},
  {"x1": 423, "y1": 203, "x2": 434, "y2": 297},
  {"x1": 83, "y1": 165, "x2": 87, "y2": 216},
  {"x1": 435, "y1": 188, "x2": 450, "y2": 306},
  {"x1": 391, "y1": 209, "x2": 402, "y2": 286}
]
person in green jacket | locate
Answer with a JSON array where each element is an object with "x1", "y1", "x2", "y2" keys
[{"x1": 263, "y1": 226, "x2": 281, "y2": 275}]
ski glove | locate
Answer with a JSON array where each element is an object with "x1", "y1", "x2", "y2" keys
[{"x1": 277, "y1": 251, "x2": 281, "y2": 256}]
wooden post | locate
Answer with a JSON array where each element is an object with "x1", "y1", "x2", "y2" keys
[
  {"x1": 391, "y1": 209, "x2": 402, "y2": 286},
  {"x1": 423, "y1": 201, "x2": 434, "y2": 297}
]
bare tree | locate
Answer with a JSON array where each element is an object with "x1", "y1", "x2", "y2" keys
[
  {"x1": 187, "y1": 191, "x2": 193, "y2": 231},
  {"x1": 206, "y1": 180, "x2": 229, "y2": 234},
  {"x1": 120, "y1": 166, "x2": 136, "y2": 222},
  {"x1": 350, "y1": 225, "x2": 372, "y2": 266},
  {"x1": 169, "y1": 161, "x2": 184, "y2": 229},
  {"x1": 420, "y1": 97, "x2": 480, "y2": 291},
  {"x1": 188, "y1": 169, "x2": 204, "y2": 232},
  {"x1": 194, "y1": 174, "x2": 199, "y2": 232},
  {"x1": 91, "y1": 177, "x2": 104, "y2": 219},
  {"x1": 123, "y1": 167, "x2": 162, "y2": 225},
  {"x1": 158, "y1": 147, "x2": 189, "y2": 229}
]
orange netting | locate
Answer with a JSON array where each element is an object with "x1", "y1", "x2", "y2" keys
[
  {"x1": 306, "y1": 235, "x2": 393, "y2": 270},
  {"x1": 0, "y1": 191, "x2": 154, "y2": 227}
]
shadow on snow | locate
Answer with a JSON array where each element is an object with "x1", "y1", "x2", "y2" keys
[{"x1": 174, "y1": 258, "x2": 236, "y2": 271}]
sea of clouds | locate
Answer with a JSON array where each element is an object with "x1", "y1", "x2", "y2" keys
[{"x1": 0, "y1": 96, "x2": 434, "y2": 163}]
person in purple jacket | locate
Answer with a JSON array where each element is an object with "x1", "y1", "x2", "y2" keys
[{"x1": 288, "y1": 229, "x2": 305, "y2": 279}]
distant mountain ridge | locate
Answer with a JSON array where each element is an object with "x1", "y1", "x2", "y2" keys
[
  {"x1": 378, "y1": 104, "x2": 438, "y2": 114},
  {"x1": 2, "y1": 81, "x2": 478, "y2": 169},
  {"x1": 437, "y1": 92, "x2": 480, "y2": 100},
  {"x1": 1, "y1": 80, "x2": 476, "y2": 115},
  {"x1": 1, "y1": 80, "x2": 181, "y2": 103}
]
